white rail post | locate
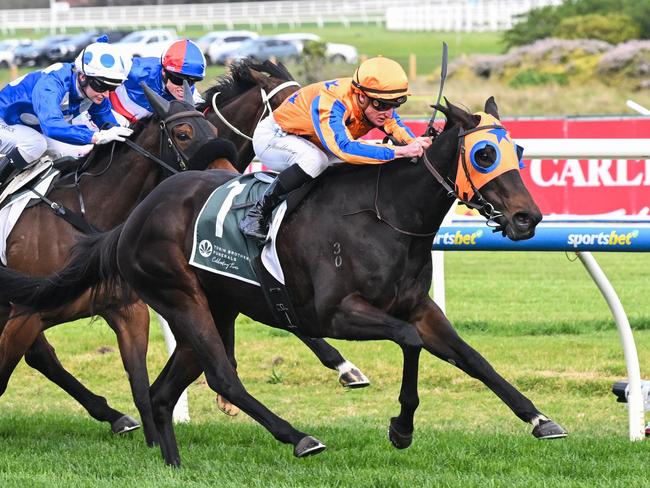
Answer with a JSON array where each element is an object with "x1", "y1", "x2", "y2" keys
[
  {"x1": 158, "y1": 314, "x2": 190, "y2": 423},
  {"x1": 576, "y1": 251, "x2": 645, "y2": 441}
]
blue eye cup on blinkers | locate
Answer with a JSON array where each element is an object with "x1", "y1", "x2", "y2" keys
[
  {"x1": 469, "y1": 140, "x2": 501, "y2": 173},
  {"x1": 515, "y1": 143, "x2": 525, "y2": 169}
]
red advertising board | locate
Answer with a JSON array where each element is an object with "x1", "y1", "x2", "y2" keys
[{"x1": 368, "y1": 117, "x2": 650, "y2": 217}]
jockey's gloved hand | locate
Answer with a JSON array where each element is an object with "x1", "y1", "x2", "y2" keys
[{"x1": 93, "y1": 126, "x2": 133, "y2": 145}]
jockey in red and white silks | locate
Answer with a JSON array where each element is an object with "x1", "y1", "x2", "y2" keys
[{"x1": 109, "y1": 39, "x2": 205, "y2": 125}]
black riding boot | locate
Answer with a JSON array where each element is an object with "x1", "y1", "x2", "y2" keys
[
  {"x1": 239, "y1": 164, "x2": 313, "y2": 242},
  {"x1": 0, "y1": 147, "x2": 29, "y2": 186}
]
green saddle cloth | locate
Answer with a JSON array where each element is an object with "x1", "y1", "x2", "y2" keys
[{"x1": 189, "y1": 172, "x2": 275, "y2": 285}]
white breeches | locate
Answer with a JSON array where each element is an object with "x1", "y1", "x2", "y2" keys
[
  {"x1": 253, "y1": 115, "x2": 340, "y2": 178},
  {"x1": 0, "y1": 114, "x2": 95, "y2": 163}
]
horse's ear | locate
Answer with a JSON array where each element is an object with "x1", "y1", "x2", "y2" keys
[
  {"x1": 440, "y1": 97, "x2": 481, "y2": 129},
  {"x1": 484, "y1": 96, "x2": 500, "y2": 119},
  {"x1": 182, "y1": 80, "x2": 193, "y2": 106},
  {"x1": 141, "y1": 81, "x2": 170, "y2": 116},
  {"x1": 248, "y1": 67, "x2": 270, "y2": 88}
]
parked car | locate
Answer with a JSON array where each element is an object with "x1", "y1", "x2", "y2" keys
[
  {"x1": 14, "y1": 34, "x2": 74, "y2": 67},
  {"x1": 203, "y1": 30, "x2": 258, "y2": 65},
  {"x1": 115, "y1": 29, "x2": 177, "y2": 59},
  {"x1": 0, "y1": 38, "x2": 33, "y2": 68},
  {"x1": 46, "y1": 30, "x2": 132, "y2": 64},
  {"x1": 216, "y1": 36, "x2": 299, "y2": 64},
  {"x1": 273, "y1": 33, "x2": 358, "y2": 64}
]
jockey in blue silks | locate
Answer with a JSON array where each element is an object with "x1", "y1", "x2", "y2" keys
[
  {"x1": 0, "y1": 38, "x2": 133, "y2": 185},
  {"x1": 109, "y1": 39, "x2": 206, "y2": 124}
]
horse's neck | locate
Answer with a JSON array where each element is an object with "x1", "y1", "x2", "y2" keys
[
  {"x1": 376, "y1": 134, "x2": 458, "y2": 238},
  {"x1": 207, "y1": 86, "x2": 263, "y2": 171},
  {"x1": 76, "y1": 141, "x2": 162, "y2": 229}
]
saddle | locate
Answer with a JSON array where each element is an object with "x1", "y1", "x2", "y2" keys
[{"x1": 0, "y1": 156, "x2": 55, "y2": 208}]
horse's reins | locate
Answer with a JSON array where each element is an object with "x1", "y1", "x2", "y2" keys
[
  {"x1": 355, "y1": 123, "x2": 507, "y2": 238},
  {"x1": 210, "y1": 80, "x2": 300, "y2": 141},
  {"x1": 29, "y1": 109, "x2": 206, "y2": 234},
  {"x1": 121, "y1": 109, "x2": 207, "y2": 174}
]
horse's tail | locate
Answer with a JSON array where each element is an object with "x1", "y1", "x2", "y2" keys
[{"x1": 0, "y1": 224, "x2": 128, "y2": 312}]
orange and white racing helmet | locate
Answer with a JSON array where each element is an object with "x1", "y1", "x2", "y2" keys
[{"x1": 352, "y1": 56, "x2": 410, "y2": 106}]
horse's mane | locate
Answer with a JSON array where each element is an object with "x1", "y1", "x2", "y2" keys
[{"x1": 198, "y1": 58, "x2": 294, "y2": 111}]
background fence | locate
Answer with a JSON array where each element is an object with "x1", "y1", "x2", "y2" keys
[{"x1": 0, "y1": 0, "x2": 562, "y2": 34}]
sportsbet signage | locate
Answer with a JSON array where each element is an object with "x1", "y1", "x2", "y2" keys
[
  {"x1": 432, "y1": 225, "x2": 650, "y2": 252},
  {"x1": 367, "y1": 116, "x2": 650, "y2": 217}
]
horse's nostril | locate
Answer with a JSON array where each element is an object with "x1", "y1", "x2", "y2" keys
[{"x1": 513, "y1": 212, "x2": 533, "y2": 230}]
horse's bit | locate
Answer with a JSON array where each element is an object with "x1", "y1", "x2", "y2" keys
[{"x1": 209, "y1": 80, "x2": 300, "y2": 141}]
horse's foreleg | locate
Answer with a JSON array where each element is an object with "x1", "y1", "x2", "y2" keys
[
  {"x1": 24, "y1": 332, "x2": 133, "y2": 430},
  {"x1": 388, "y1": 345, "x2": 421, "y2": 449},
  {"x1": 291, "y1": 331, "x2": 370, "y2": 388},
  {"x1": 103, "y1": 302, "x2": 157, "y2": 446},
  {"x1": 413, "y1": 299, "x2": 567, "y2": 439}
]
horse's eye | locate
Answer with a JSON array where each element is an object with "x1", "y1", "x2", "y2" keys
[
  {"x1": 176, "y1": 132, "x2": 190, "y2": 141},
  {"x1": 469, "y1": 141, "x2": 501, "y2": 173}
]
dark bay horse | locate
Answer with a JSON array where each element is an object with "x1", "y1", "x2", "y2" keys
[
  {"x1": 0, "y1": 97, "x2": 567, "y2": 465},
  {"x1": 0, "y1": 83, "x2": 237, "y2": 445},
  {"x1": 0, "y1": 62, "x2": 362, "y2": 442}
]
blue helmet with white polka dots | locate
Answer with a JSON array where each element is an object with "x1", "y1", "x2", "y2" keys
[{"x1": 75, "y1": 40, "x2": 132, "y2": 87}]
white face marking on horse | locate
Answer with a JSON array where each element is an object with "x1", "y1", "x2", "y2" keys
[{"x1": 333, "y1": 242, "x2": 342, "y2": 268}]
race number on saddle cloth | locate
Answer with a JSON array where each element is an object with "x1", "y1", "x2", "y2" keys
[
  {"x1": 455, "y1": 112, "x2": 524, "y2": 202},
  {"x1": 190, "y1": 172, "x2": 291, "y2": 285},
  {"x1": 109, "y1": 39, "x2": 206, "y2": 124}
]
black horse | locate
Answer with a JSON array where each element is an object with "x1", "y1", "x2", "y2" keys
[{"x1": 0, "y1": 97, "x2": 567, "y2": 465}]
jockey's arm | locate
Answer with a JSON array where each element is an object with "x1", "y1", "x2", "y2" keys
[
  {"x1": 383, "y1": 113, "x2": 415, "y2": 144},
  {"x1": 32, "y1": 75, "x2": 96, "y2": 146},
  {"x1": 88, "y1": 98, "x2": 121, "y2": 130},
  {"x1": 311, "y1": 92, "x2": 398, "y2": 164}
]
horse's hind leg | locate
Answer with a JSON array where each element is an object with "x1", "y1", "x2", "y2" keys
[
  {"x1": 24, "y1": 333, "x2": 135, "y2": 431},
  {"x1": 412, "y1": 299, "x2": 567, "y2": 439},
  {"x1": 149, "y1": 297, "x2": 325, "y2": 465},
  {"x1": 149, "y1": 341, "x2": 203, "y2": 467},
  {"x1": 216, "y1": 332, "x2": 370, "y2": 415},
  {"x1": 102, "y1": 302, "x2": 158, "y2": 446},
  {"x1": 292, "y1": 332, "x2": 370, "y2": 388}
]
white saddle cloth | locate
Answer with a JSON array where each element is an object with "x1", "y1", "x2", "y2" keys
[{"x1": 0, "y1": 170, "x2": 58, "y2": 265}]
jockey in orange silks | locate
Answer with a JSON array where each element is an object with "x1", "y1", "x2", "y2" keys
[{"x1": 240, "y1": 56, "x2": 432, "y2": 242}]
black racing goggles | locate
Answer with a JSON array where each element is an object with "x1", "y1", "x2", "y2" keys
[
  {"x1": 369, "y1": 95, "x2": 407, "y2": 112},
  {"x1": 86, "y1": 76, "x2": 120, "y2": 93},
  {"x1": 164, "y1": 70, "x2": 202, "y2": 87}
]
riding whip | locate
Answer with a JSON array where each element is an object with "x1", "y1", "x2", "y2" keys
[{"x1": 425, "y1": 42, "x2": 448, "y2": 137}]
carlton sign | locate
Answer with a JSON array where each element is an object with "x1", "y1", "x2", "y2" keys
[{"x1": 369, "y1": 117, "x2": 650, "y2": 217}]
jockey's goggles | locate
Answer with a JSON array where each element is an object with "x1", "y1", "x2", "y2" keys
[
  {"x1": 369, "y1": 95, "x2": 406, "y2": 111},
  {"x1": 86, "y1": 76, "x2": 120, "y2": 93},
  {"x1": 164, "y1": 70, "x2": 202, "y2": 87}
]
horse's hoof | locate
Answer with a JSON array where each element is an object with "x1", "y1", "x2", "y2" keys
[
  {"x1": 388, "y1": 417, "x2": 413, "y2": 449},
  {"x1": 216, "y1": 394, "x2": 240, "y2": 416},
  {"x1": 338, "y1": 368, "x2": 370, "y2": 389},
  {"x1": 111, "y1": 415, "x2": 141, "y2": 435},
  {"x1": 294, "y1": 435, "x2": 326, "y2": 458},
  {"x1": 532, "y1": 419, "x2": 567, "y2": 440}
]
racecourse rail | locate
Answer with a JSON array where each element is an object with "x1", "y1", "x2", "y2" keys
[{"x1": 0, "y1": 0, "x2": 563, "y2": 33}]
